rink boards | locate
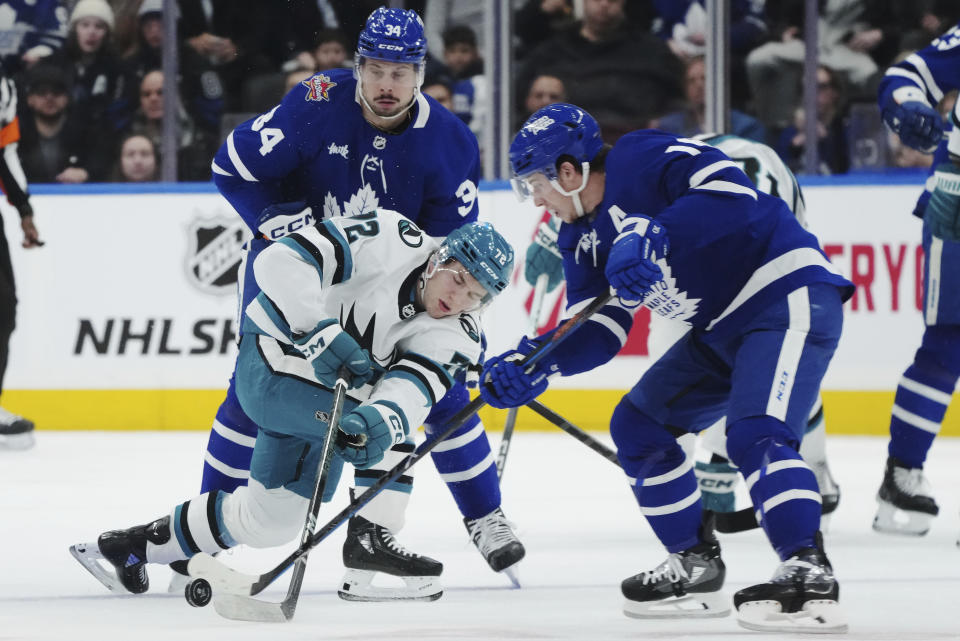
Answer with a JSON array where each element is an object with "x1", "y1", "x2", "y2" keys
[{"x1": 2, "y1": 178, "x2": 958, "y2": 435}]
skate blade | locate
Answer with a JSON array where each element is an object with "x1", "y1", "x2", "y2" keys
[
  {"x1": 872, "y1": 501, "x2": 934, "y2": 536},
  {"x1": 623, "y1": 591, "x2": 731, "y2": 619},
  {"x1": 503, "y1": 564, "x2": 521, "y2": 589},
  {"x1": 736, "y1": 599, "x2": 848, "y2": 634},
  {"x1": 0, "y1": 432, "x2": 36, "y2": 450},
  {"x1": 187, "y1": 552, "x2": 259, "y2": 596},
  {"x1": 212, "y1": 593, "x2": 292, "y2": 622},
  {"x1": 69, "y1": 542, "x2": 127, "y2": 593},
  {"x1": 337, "y1": 569, "x2": 442, "y2": 602}
]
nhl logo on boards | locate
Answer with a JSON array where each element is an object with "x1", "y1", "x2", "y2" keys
[
  {"x1": 373, "y1": 135, "x2": 386, "y2": 150},
  {"x1": 401, "y1": 303, "x2": 416, "y2": 319},
  {"x1": 185, "y1": 215, "x2": 251, "y2": 296}
]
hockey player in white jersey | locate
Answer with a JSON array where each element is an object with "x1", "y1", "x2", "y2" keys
[{"x1": 70, "y1": 210, "x2": 514, "y2": 602}]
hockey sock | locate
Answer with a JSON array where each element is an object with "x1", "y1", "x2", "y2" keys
[
  {"x1": 425, "y1": 384, "x2": 500, "y2": 519},
  {"x1": 888, "y1": 325, "x2": 960, "y2": 468},
  {"x1": 727, "y1": 415, "x2": 821, "y2": 560},
  {"x1": 611, "y1": 397, "x2": 702, "y2": 553},
  {"x1": 354, "y1": 438, "x2": 415, "y2": 532},
  {"x1": 200, "y1": 379, "x2": 259, "y2": 494},
  {"x1": 147, "y1": 490, "x2": 236, "y2": 565}
]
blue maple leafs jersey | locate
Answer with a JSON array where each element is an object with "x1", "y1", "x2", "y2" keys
[
  {"x1": 212, "y1": 68, "x2": 480, "y2": 238},
  {"x1": 0, "y1": 0, "x2": 66, "y2": 74},
  {"x1": 877, "y1": 21, "x2": 960, "y2": 215},
  {"x1": 549, "y1": 131, "x2": 853, "y2": 375}
]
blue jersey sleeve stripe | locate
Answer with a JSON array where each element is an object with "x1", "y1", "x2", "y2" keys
[
  {"x1": 226, "y1": 131, "x2": 258, "y2": 182},
  {"x1": 905, "y1": 53, "x2": 945, "y2": 102},
  {"x1": 384, "y1": 367, "x2": 436, "y2": 406},
  {"x1": 280, "y1": 233, "x2": 325, "y2": 275},
  {"x1": 694, "y1": 180, "x2": 758, "y2": 199},
  {"x1": 587, "y1": 311, "x2": 629, "y2": 346},
  {"x1": 688, "y1": 159, "x2": 740, "y2": 188},
  {"x1": 211, "y1": 160, "x2": 232, "y2": 177},
  {"x1": 317, "y1": 221, "x2": 352, "y2": 284},
  {"x1": 258, "y1": 292, "x2": 293, "y2": 337}
]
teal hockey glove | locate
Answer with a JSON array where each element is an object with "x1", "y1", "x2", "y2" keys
[
  {"x1": 294, "y1": 319, "x2": 373, "y2": 389},
  {"x1": 926, "y1": 163, "x2": 960, "y2": 241},
  {"x1": 525, "y1": 217, "x2": 564, "y2": 292},
  {"x1": 336, "y1": 403, "x2": 407, "y2": 469}
]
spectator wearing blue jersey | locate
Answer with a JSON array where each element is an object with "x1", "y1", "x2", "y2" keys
[
  {"x1": 873, "y1": 21, "x2": 960, "y2": 544},
  {"x1": 442, "y1": 25, "x2": 485, "y2": 141},
  {"x1": 194, "y1": 6, "x2": 526, "y2": 601},
  {"x1": 0, "y1": 0, "x2": 66, "y2": 75},
  {"x1": 481, "y1": 103, "x2": 853, "y2": 632},
  {"x1": 654, "y1": 56, "x2": 766, "y2": 143}
]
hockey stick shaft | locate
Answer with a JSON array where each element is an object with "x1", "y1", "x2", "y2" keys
[
  {"x1": 525, "y1": 399, "x2": 619, "y2": 465},
  {"x1": 246, "y1": 292, "x2": 615, "y2": 595},
  {"x1": 497, "y1": 273, "x2": 549, "y2": 480},
  {"x1": 277, "y1": 372, "x2": 349, "y2": 619}
]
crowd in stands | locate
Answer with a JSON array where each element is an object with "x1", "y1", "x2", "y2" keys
[{"x1": 3, "y1": 0, "x2": 960, "y2": 184}]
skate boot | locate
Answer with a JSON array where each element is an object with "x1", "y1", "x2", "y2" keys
[
  {"x1": 735, "y1": 532, "x2": 847, "y2": 633},
  {"x1": 872, "y1": 456, "x2": 939, "y2": 536},
  {"x1": 621, "y1": 537, "x2": 729, "y2": 619},
  {"x1": 464, "y1": 506, "x2": 525, "y2": 586},
  {"x1": 338, "y1": 515, "x2": 443, "y2": 601},
  {"x1": 70, "y1": 516, "x2": 172, "y2": 594},
  {"x1": 0, "y1": 407, "x2": 35, "y2": 450},
  {"x1": 811, "y1": 459, "x2": 841, "y2": 516}
]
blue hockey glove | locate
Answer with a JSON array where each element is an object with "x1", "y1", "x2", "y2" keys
[
  {"x1": 925, "y1": 163, "x2": 960, "y2": 241},
  {"x1": 336, "y1": 403, "x2": 407, "y2": 469},
  {"x1": 604, "y1": 216, "x2": 670, "y2": 302},
  {"x1": 525, "y1": 217, "x2": 564, "y2": 292},
  {"x1": 257, "y1": 201, "x2": 315, "y2": 241},
  {"x1": 294, "y1": 319, "x2": 373, "y2": 389},
  {"x1": 479, "y1": 337, "x2": 557, "y2": 409},
  {"x1": 881, "y1": 98, "x2": 945, "y2": 153}
]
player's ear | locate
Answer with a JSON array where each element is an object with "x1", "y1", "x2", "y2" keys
[{"x1": 557, "y1": 160, "x2": 581, "y2": 188}]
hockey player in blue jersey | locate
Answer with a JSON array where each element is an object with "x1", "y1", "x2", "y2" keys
[
  {"x1": 875, "y1": 23, "x2": 960, "y2": 540},
  {"x1": 197, "y1": 7, "x2": 524, "y2": 599},
  {"x1": 70, "y1": 212, "x2": 515, "y2": 602},
  {"x1": 481, "y1": 104, "x2": 854, "y2": 633}
]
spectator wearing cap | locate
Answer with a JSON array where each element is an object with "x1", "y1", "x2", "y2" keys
[
  {"x1": 17, "y1": 64, "x2": 107, "y2": 183},
  {"x1": 422, "y1": 73, "x2": 456, "y2": 112},
  {"x1": 45, "y1": 0, "x2": 126, "y2": 174},
  {"x1": 117, "y1": 0, "x2": 223, "y2": 139}
]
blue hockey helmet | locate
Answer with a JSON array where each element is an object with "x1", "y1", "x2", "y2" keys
[
  {"x1": 435, "y1": 222, "x2": 515, "y2": 306},
  {"x1": 356, "y1": 7, "x2": 427, "y2": 65},
  {"x1": 509, "y1": 103, "x2": 603, "y2": 201}
]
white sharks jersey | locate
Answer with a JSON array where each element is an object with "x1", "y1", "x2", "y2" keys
[
  {"x1": 242, "y1": 208, "x2": 482, "y2": 429},
  {"x1": 696, "y1": 133, "x2": 807, "y2": 226}
]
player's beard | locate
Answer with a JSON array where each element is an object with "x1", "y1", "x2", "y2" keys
[{"x1": 371, "y1": 93, "x2": 411, "y2": 118}]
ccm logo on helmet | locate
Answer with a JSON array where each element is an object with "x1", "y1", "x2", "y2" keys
[{"x1": 378, "y1": 44, "x2": 404, "y2": 51}]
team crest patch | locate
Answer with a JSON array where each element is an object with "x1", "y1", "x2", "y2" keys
[
  {"x1": 302, "y1": 74, "x2": 337, "y2": 102},
  {"x1": 459, "y1": 315, "x2": 480, "y2": 343},
  {"x1": 398, "y1": 219, "x2": 423, "y2": 247},
  {"x1": 185, "y1": 215, "x2": 252, "y2": 296}
]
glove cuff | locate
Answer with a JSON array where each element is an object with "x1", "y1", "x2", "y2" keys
[
  {"x1": 369, "y1": 400, "x2": 409, "y2": 445},
  {"x1": 293, "y1": 319, "x2": 339, "y2": 358}
]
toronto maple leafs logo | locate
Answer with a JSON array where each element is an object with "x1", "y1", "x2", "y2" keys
[
  {"x1": 525, "y1": 115, "x2": 554, "y2": 134},
  {"x1": 301, "y1": 74, "x2": 337, "y2": 101},
  {"x1": 642, "y1": 260, "x2": 701, "y2": 324},
  {"x1": 323, "y1": 184, "x2": 381, "y2": 220}
]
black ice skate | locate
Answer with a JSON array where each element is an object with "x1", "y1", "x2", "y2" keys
[
  {"x1": 0, "y1": 407, "x2": 35, "y2": 450},
  {"x1": 734, "y1": 532, "x2": 847, "y2": 633},
  {"x1": 811, "y1": 459, "x2": 841, "y2": 516},
  {"x1": 464, "y1": 506, "x2": 525, "y2": 586},
  {"x1": 621, "y1": 537, "x2": 729, "y2": 619},
  {"x1": 338, "y1": 515, "x2": 443, "y2": 601},
  {"x1": 69, "y1": 517, "x2": 171, "y2": 594},
  {"x1": 873, "y1": 456, "x2": 939, "y2": 536}
]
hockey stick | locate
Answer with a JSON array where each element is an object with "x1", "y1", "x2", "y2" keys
[
  {"x1": 525, "y1": 399, "x2": 620, "y2": 465},
  {"x1": 522, "y1": 398, "x2": 769, "y2": 534},
  {"x1": 207, "y1": 371, "x2": 351, "y2": 622},
  {"x1": 496, "y1": 273, "x2": 549, "y2": 480},
  {"x1": 187, "y1": 292, "x2": 615, "y2": 601}
]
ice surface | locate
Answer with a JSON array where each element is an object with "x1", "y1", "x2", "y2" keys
[{"x1": 1, "y1": 430, "x2": 957, "y2": 641}]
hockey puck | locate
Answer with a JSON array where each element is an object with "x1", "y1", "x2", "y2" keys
[{"x1": 185, "y1": 578, "x2": 212, "y2": 607}]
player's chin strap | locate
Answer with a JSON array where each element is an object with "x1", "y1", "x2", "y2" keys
[{"x1": 549, "y1": 161, "x2": 591, "y2": 219}]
